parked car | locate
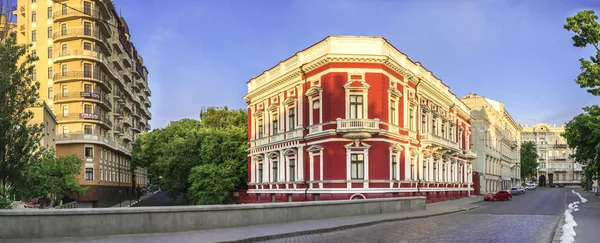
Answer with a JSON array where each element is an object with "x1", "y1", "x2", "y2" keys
[
  {"x1": 516, "y1": 186, "x2": 526, "y2": 193},
  {"x1": 525, "y1": 183, "x2": 537, "y2": 190},
  {"x1": 510, "y1": 187, "x2": 523, "y2": 195},
  {"x1": 484, "y1": 190, "x2": 512, "y2": 201}
]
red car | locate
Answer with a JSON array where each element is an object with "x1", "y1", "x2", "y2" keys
[{"x1": 484, "y1": 190, "x2": 512, "y2": 201}]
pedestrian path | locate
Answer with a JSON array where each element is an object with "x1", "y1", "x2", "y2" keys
[
  {"x1": 10, "y1": 196, "x2": 483, "y2": 243},
  {"x1": 572, "y1": 188, "x2": 600, "y2": 243},
  {"x1": 110, "y1": 192, "x2": 156, "y2": 208}
]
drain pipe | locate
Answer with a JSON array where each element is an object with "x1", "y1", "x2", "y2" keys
[
  {"x1": 299, "y1": 63, "x2": 310, "y2": 201},
  {"x1": 414, "y1": 78, "x2": 423, "y2": 195}
]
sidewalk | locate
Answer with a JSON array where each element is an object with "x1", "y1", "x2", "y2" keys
[
  {"x1": 9, "y1": 196, "x2": 483, "y2": 243},
  {"x1": 572, "y1": 188, "x2": 600, "y2": 243},
  {"x1": 110, "y1": 191, "x2": 158, "y2": 208}
]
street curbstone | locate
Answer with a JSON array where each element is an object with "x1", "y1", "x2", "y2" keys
[{"x1": 215, "y1": 205, "x2": 480, "y2": 243}]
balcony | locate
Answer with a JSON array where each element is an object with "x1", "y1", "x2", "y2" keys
[
  {"x1": 53, "y1": 8, "x2": 101, "y2": 21},
  {"x1": 56, "y1": 49, "x2": 103, "y2": 63},
  {"x1": 57, "y1": 132, "x2": 114, "y2": 146},
  {"x1": 55, "y1": 113, "x2": 112, "y2": 129},
  {"x1": 552, "y1": 156, "x2": 568, "y2": 161},
  {"x1": 113, "y1": 108, "x2": 123, "y2": 118},
  {"x1": 54, "y1": 28, "x2": 107, "y2": 43},
  {"x1": 553, "y1": 144, "x2": 568, "y2": 148},
  {"x1": 419, "y1": 133, "x2": 460, "y2": 151},
  {"x1": 335, "y1": 118, "x2": 380, "y2": 139},
  {"x1": 575, "y1": 167, "x2": 583, "y2": 172},
  {"x1": 123, "y1": 119, "x2": 132, "y2": 127},
  {"x1": 53, "y1": 71, "x2": 111, "y2": 91},
  {"x1": 54, "y1": 91, "x2": 100, "y2": 102},
  {"x1": 554, "y1": 168, "x2": 569, "y2": 173},
  {"x1": 131, "y1": 125, "x2": 141, "y2": 133}
]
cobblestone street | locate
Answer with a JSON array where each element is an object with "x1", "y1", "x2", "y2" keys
[{"x1": 262, "y1": 188, "x2": 566, "y2": 243}]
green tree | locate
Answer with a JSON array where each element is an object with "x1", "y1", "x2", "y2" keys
[
  {"x1": 520, "y1": 141, "x2": 540, "y2": 182},
  {"x1": 564, "y1": 10, "x2": 600, "y2": 95},
  {"x1": 562, "y1": 105, "x2": 600, "y2": 177},
  {"x1": 0, "y1": 37, "x2": 43, "y2": 200},
  {"x1": 15, "y1": 150, "x2": 87, "y2": 208},
  {"x1": 131, "y1": 107, "x2": 248, "y2": 205}
]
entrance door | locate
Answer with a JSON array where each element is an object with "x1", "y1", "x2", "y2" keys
[{"x1": 539, "y1": 175, "x2": 546, "y2": 187}]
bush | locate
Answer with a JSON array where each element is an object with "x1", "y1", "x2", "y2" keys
[{"x1": 0, "y1": 197, "x2": 12, "y2": 209}]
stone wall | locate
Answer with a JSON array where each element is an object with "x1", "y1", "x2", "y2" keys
[{"x1": 0, "y1": 196, "x2": 426, "y2": 239}]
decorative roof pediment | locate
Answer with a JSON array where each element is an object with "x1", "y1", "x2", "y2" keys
[
  {"x1": 389, "y1": 143, "x2": 404, "y2": 152},
  {"x1": 267, "y1": 151, "x2": 279, "y2": 159},
  {"x1": 283, "y1": 97, "x2": 296, "y2": 106},
  {"x1": 306, "y1": 145, "x2": 324, "y2": 153},
  {"x1": 388, "y1": 87, "x2": 402, "y2": 98},
  {"x1": 253, "y1": 110, "x2": 264, "y2": 117},
  {"x1": 344, "y1": 80, "x2": 370, "y2": 90},
  {"x1": 267, "y1": 104, "x2": 278, "y2": 111},
  {"x1": 283, "y1": 148, "x2": 297, "y2": 156},
  {"x1": 252, "y1": 154, "x2": 264, "y2": 161},
  {"x1": 305, "y1": 86, "x2": 323, "y2": 97},
  {"x1": 410, "y1": 148, "x2": 420, "y2": 156}
]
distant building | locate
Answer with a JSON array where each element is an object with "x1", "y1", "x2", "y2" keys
[
  {"x1": 28, "y1": 100, "x2": 58, "y2": 152},
  {"x1": 14, "y1": 0, "x2": 151, "y2": 207},
  {"x1": 243, "y1": 36, "x2": 476, "y2": 203},
  {"x1": 521, "y1": 123, "x2": 581, "y2": 187},
  {"x1": 461, "y1": 93, "x2": 522, "y2": 194}
]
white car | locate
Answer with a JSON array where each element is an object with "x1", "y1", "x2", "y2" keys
[{"x1": 525, "y1": 183, "x2": 537, "y2": 190}]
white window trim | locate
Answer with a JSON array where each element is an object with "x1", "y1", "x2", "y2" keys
[
  {"x1": 344, "y1": 73, "x2": 370, "y2": 119},
  {"x1": 306, "y1": 145, "x2": 323, "y2": 188},
  {"x1": 345, "y1": 141, "x2": 371, "y2": 188},
  {"x1": 389, "y1": 143, "x2": 403, "y2": 184}
]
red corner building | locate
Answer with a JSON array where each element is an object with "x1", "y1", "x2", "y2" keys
[{"x1": 243, "y1": 36, "x2": 477, "y2": 203}]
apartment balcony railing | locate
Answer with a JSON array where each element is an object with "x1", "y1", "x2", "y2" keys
[
  {"x1": 551, "y1": 156, "x2": 568, "y2": 161},
  {"x1": 147, "y1": 123, "x2": 152, "y2": 130},
  {"x1": 54, "y1": 91, "x2": 100, "y2": 101},
  {"x1": 553, "y1": 144, "x2": 568, "y2": 148},
  {"x1": 554, "y1": 168, "x2": 569, "y2": 172},
  {"x1": 55, "y1": 113, "x2": 112, "y2": 128},
  {"x1": 335, "y1": 118, "x2": 380, "y2": 136},
  {"x1": 53, "y1": 7, "x2": 101, "y2": 20},
  {"x1": 54, "y1": 28, "x2": 108, "y2": 44},
  {"x1": 57, "y1": 131, "x2": 131, "y2": 154},
  {"x1": 53, "y1": 71, "x2": 111, "y2": 91},
  {"x1": 575, "y1": 167, "x2": 583, "y2": 172},
  {"x1": 56, "y1": 49, "x2": 103, "y2": 62},
  {"x1": 113, "y1": 108, "x2": 123, "y2": 118},
  {"x1": 419, "y1": 133, "x2": 460, "y2": 151}
]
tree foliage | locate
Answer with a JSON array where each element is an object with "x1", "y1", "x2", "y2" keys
[
  {"x1": 562, "y1": 105, "x2": 600, "y2": 177},
  {"x1": 564, "y1": 10, "x2": 600, "y2": 95},
  {"x1": 520, "y1": 141, "x2": 539, "y2": 181},
  {"x1": 15, "y1": 150, "x2": 87, "y2": 207},
  {"x1": 132, "y1": 107, "x2": 248, "y2": 204},
  {"x1": 0, "y1": 37, "x2": 42, "y2": 199}
]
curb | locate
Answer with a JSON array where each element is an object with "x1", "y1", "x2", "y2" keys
[
  {"x1": 550, "y1": 190, "x2": 568, "y2": 243},
  {"x1": 216, "y1": 205, "x2": 479, "y2": 243}
]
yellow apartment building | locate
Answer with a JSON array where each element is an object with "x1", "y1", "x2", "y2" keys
[
  {"x1": 521, "y1": 123, "x2": 582, "y2": 187},
  {"x1": 14, "y1": 0, "x2": 152, "y2": 207}
]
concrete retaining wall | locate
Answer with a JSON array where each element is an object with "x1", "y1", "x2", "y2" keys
[{"x1": 0, "y1": 196, "x2": 426, "y2": 239}]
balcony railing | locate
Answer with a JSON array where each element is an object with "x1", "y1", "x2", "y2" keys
[
  {"x1": 53, "y1": 71, "x2": 111, "y2": 91},
  {"x1": 420, "y1": 133, "x2": 460, "y2": 151},
  {"x1": 53, "y1": 7, "x2": 101, "y2": 19},
  {"x1": 554, "y1": 168, "x2": 569, "y2": 172},
  {"x1": 54, "y1": 28, "x2": 107, "y2": 43},
  {"x1": 335, "y1": 118, "x2": 380, "y2": 134},
  {"x1": 55, "y1": 113, "x2": 112, "y2": 127},
  {"x1": 54, "y1": 91, "x2": 101, "y2": 101},
  {"x1": 57, "y1": 49, "x2": 103, "y2": 61},
  {"x1": 57, "y1": 131, "x2": 131, "y2": 154}
]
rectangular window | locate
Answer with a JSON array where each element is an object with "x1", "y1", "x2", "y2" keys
[
  {"x1": 31, "y1": 11, "x2": 36, "y2": 22},
  {"x1": 83, "y1": 1, "x2": 92, "y2": 15},
  {"x1": 351, "y1": 153, "x2": 364, "y2": 179},
  {"x1": 288, "y1": 108, "x2": 295, "y2": 131},
  {"x1": 85, "y1": 168, "x2": 93, "y2": 180},
  {"x1": 61, "y1": 23, "x2": 67, "y2": 35},
  {"x1": 272, "y1": 114, "x2": 278, "y2": 135},
  {"x1": 62, "y1": 105, "x2": 68, "y2": 116},
  {"x1": 47, "y1": 87, "x2": 53, "y2": 99},
  {"x1": 84, "y1": 84, "x2": 92, "y2": 92},
  {"x1": 61, "y1": 64, "x2": 67, "y2": 75},
  {"x1": 47, "y1": 67, "x2": 53, "y2": 79},
  {"x1": 272, "y1": 161, "x2": 278, "y2": 182},
  {"x1": 83, "y1": 22, "x2": 91, "y2": 36},
  {"x1": 258, "y1": 119, "x2": 263, "y2": 138},
  {"x1": 450, "y1": 125, "x2": 454, "y2": 142},
  {"x1": 390, "y1": 100, "x2": 397, "y2": 125},
  {"x1": 83, "y1": 63, "x2": 92, "y2": 78},
  {"x1": 32, "y1": 50, "x2": 37, "y2": 58},
  {"x1": 349, "y1": 95, "x2": 364, "y2": 119},
  {"x1": 288, "y1": 158, "x2": 295, "y2": 181},
  {"x1": 47, "y1": 7, "x2": 52, "y2": 18},
  {"x1": 83, "y1": 42, "x2": 92, "y2": 51},
  {"x1": 84, "y1": 104, "x2": 92, "y2": 114},
  {"x1": 61, "y1": 85, "x2": 68, "y2": 96},
  {"x1": 62, "y1": 4, "x2": 67, "y2": 15},
  {"x1": 421, "y1": 114, "x2": 427, "y2": 133},
  {"x1": 258, "y1": 163, "x2": 263, "y2": 183},
  {"x1": 84, "y1": 147, "x2": 93, "y2": 159},
  {"x1": 391, "y1": 155, "x2": 397, "y2": 180},
  {"x1": 99, "y1": 166, "x2": 103, "y2": 181},
  {"x1": 48, "y1": 47, "x2": 53, "y2": 58},
  {"x1": 441, "y1": 123, "x2": 446, "y2": 139},
  {"x1": 410, "y1": 158, "x2": 415, "y2": 180},
  {"x1": 47, "y1": 27, "x2": 52, "y2": 38},
  {"x1": 432, "y1": 119, "x2": 437, "y2": 135},
  {"x1": 62, "y1": 126, "x2": 68, "y2": 135},
  {"x1": 31, "y1": 30, "x2": 36, "y2": 41}
]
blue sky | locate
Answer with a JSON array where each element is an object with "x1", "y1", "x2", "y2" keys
[{"x1": 116, "y1": 0, "x2": 600, "y2": 129}]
